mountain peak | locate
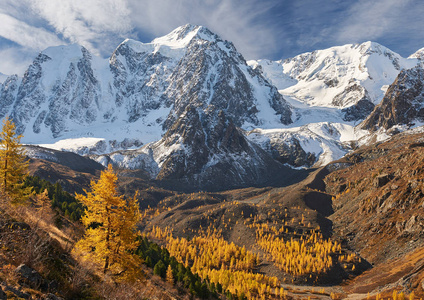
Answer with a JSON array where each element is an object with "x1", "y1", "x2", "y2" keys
[
  {"x1": 40, "y1": 44, "x2": 87, "y2": 61},
  {"x1": 115, "y1": 24, "x2": 222, "y2": 61},
  {"x1": 359, "y1": 41, "x2": 383, "y2": 49},
  {"x1": 151, "y1": 24, "x2": 219, "y2": 48},
  {"x1": 409, "y1": 46, "x2": 424, "y2": 60},
  {"x1": 356, "y1": 41, "x2": 398, "y2": 57}
]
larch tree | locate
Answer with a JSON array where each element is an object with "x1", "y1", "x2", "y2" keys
[
  {"x1": 0, "y1": 117, "x2": 32, "y2": 203},
  {"x1": 74, "y1": 164, "x2": 142, "y2": 281},
  {"x1": 166, "y1": 264, "x2": 174, "y2": 284}
]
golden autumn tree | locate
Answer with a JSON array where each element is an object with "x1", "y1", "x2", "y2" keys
[
  {"x1": 74, "y1": 164, "x2": 142, "y2": 281},
  {"x1": 0, "y1": 117, "x2": 32, "y2": 203},
  {"x1": 166, "y1": 264, "x2": 174, "y2": 285}
]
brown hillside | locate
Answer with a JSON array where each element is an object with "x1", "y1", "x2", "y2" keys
[
  {"x1": 325, "y1": 130, "x2": 424, "y2": 296},
  {"x1": 22, "y1": 129, "x2": 424, "y2": 298}
]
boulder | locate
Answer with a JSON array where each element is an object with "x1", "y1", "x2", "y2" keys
[
  {"x1": 3, "y1": 285, "x2": 30, "y2": 299},
  {"x1": 374, "y1": 174, "x2": 391, "y2": 187},
  {"x1": 10, "y1": 222, "x2": 31, "y2": 231},
  {"x1": 404, "y1": 215, "x2": 424, "y2": 233},
  {"x1": 395, "y1": 215, "x2": 424, "y2": 234},
  {"x1": 41, "y1": 293, "x2": 65, "y2": 300},
  {"x1": 14, "y1": 264, "x2": 44, "y2": 289},
  {"x1": 396, "y1": 220, "x2": 406, "y2": 233}
]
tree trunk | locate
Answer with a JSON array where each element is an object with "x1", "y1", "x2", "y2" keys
[
  {"x1": 104, "y1": 256, "x2": 109, "y2": 274},
  {"x1": 3, "y1": 144, "x2": 8, "y2": 193},
  {"x1": 104, "y1": 205, "x2": 111, "y2": 273}
]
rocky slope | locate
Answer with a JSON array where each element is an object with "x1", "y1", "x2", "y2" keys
[
  {"x1": 361, "y1": 65, "x2": 424, "y2": 131},
  {"x1": 318, "y1": 128, "x2": 424, "y2": 296},
  {"x1": 326, "y1": 128, "x2": 424, "y2": 265}
]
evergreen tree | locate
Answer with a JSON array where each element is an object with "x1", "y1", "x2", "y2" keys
[
  {"x1": 74, "y1": 164, "x2": 142, "y2": 281},
  {"x1": 143, "y1": 256, "x2": 152, "y2": 267},
  {"x1": 0, "y1": 117, "x2": 32, "y2": 203},
  {"x1": 153, "y1": 260, "x2": 166, "y2": 278}
]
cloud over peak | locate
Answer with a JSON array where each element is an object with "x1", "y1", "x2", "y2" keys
[{"x1": 1, "y1": 0, "x2": 424, "y2": 75}]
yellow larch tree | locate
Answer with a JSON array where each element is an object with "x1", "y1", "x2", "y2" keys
[
  {"x1": 166, "y1": 264, "x2": 174, "y2": 285},
  {"x1": 0, "y1": 116, "x2": 32, "y2": 203},
  {"x1": 74, "y1": 164, "x2": 142, "y2": 281}
]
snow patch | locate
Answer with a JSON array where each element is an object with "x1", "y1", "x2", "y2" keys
[{"x1": 38, "y1": 138, "x2": 106, "y2": 154}]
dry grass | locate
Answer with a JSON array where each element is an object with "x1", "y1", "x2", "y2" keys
[{"x1": 342, "y1": 247, "x2": 424, "y2": 296}]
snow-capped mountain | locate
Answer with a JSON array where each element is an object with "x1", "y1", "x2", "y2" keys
[
  {"x1": 0, "y1": 24, "x2": 297, "y2": 190},
  {"x1": 409, "y1": 47, "x2": 424, "y2": 61},
  {"x1": 1, "y1": 24, "x2": 291, "y2": 148},
  {"x1": 2, "y1": 24, "x2": 424, "y2": 190},
  {"x1": 246, "y1": 42, "x2": 421, "y2": 168},
  {"x1": 249, "y1": 42, "x2": 418, "y2": 120}
]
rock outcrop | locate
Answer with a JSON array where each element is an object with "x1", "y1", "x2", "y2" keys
[{"x1": 361, "y1": 66, "x2": 424, "y2": 131}]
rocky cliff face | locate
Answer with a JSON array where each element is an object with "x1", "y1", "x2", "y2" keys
[
  {"x1": 161, "y1": 27, "x2": 291, "y2": 130},
  {"x1": 0, "y1": 74, "x2": 20, "y2": 119},
  {"x1": 361, "y1": 66, "x2": 424, "y2": 131},
  {"x1": 93, "y1": 106, "x2": 298, "y2": 191},
  {"x1": 0, "y1": 24, "x2": 292, "y2": 146}
]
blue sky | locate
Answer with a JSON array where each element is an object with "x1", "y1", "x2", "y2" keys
[{"x1": 1, "y1": 0, "x2": 424, "y2": 76}]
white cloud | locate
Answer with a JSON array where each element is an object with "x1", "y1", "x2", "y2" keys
[
  {"x1": 127, "y1": 0, "x2": 279, "y2": 59},
  {"x1": 0, "y1": 0, "x2": 281, "y2": 62},
  {"x1": 1, "y1": 0, "x2": 424, "y2": 68},
  {"x1": 335, "y1": 0, "x2": 420, "y2": 44},
  {"x1": 0, "y1": 47, "x2": 36, "y2": 76},
  {"x1": 0, "y1": 13, "x2": 64, "y2": 50},
  {"x1": 29, "y1": 0, "x2": 134, "y2": 55},
  {"x1": 0, "y1": 0, "x2": 283, "y2": 75}
]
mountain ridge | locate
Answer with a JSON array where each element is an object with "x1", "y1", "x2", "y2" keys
[
  {"x1": 1, "y1": 24, "x2": 291, "y2": 143},
  {"x1": 2, "y1": 24, "x2": 424, "y2": 189}
]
